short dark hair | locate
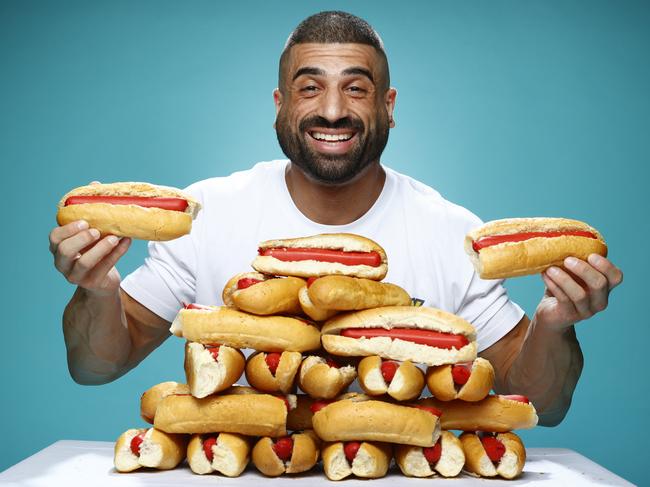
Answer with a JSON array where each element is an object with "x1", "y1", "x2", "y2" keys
[{"x1": 279, "y1": 11, "x2": 390, "y2": 91}]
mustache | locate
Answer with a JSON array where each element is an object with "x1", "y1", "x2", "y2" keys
[{"x1": 299, "y1": 116, "x2": 364, "y2": 133}]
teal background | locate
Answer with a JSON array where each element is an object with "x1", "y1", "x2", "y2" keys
[{"x1": 1, "y1": 0, "x2": 647, "y2": 484}]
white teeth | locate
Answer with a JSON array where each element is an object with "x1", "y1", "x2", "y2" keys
[{"x1": 311, "y1": 132, "x2": 353, "y2": 142}]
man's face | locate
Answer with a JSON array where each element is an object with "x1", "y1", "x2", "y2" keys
[{"x1": 274, "y1": 43, "x2": 396, "y2": 185}]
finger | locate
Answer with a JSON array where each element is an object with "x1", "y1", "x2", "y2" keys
[
  {"x1": 49, "y1": 220, "x2": 89, "y2": 253},
  {"x1": 67, "y1": 235, "x2": 121, "y2": 284},
  {"x1": 587, "y1": 254, "x2": 623, "y2": 290},
  {"x1": 545, "y1": 266, "x2": 592, "y2": 319},
  {"x1": 89, "y1": 180, "x2": 101, "y2": 185},
  {"x1": 564, "y1": 257, "x2": 609, "y2": 313},
  {"x1": 54, "y1": 228, "x2": 101, "y2": 276},
  {"x1": 84, "y1": 238, "x2": 131, "y2": 288},
  {"x1": 542, "y1": 272, "x2": 571, "y2": 303}
]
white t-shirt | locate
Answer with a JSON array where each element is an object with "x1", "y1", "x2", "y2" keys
[{"x1": 121, "y1": 160, "x2": 524, "y2": 352}]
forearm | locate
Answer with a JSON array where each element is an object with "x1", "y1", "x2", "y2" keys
[
  {"x1": 498, "y1": 319, "x2": 583, "y2": 426},
  {"x1": 62, "y1": 287, "x2": 132, "y2": 385}
]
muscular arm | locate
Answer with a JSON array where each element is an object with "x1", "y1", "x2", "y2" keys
[
  {"x1": 480, "y1": 314, "x2": 583, "y2": 426},
  {"x1": 63, "y1": 287, "x2": 170, "y2": 385}
]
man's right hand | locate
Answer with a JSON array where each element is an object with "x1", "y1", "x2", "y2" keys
[{"x1": 49, "y1": 219, "x2": 131, "y2": 296}]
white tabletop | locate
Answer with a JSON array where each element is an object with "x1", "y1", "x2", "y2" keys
[{"x1": 0, "y1": 440, "x2": 634, "y2": 487}]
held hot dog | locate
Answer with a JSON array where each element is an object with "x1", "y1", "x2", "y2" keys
[
  {"x1": 321, "y1": 441, "x2": 392, "y2": 480},
  {"x1": 187, "y1": 433, "x2": 250, "y2": 477},
  {"x1": 252, "y1": 233, "x2": 388, "y2": 280},
  {"x1": 251, "y1": 430, "x2": 320, "y2": 476},
  {"x1": 426, "y1": 357, "x2": 495, "y2": 402},
  {"x1": 57, "y1": 182, "x2": 201, "y2": 241},
  {"x1": 459, "y1": 432, "x2": 526, "y2": 479},
  {"x1": 357, "y1": 356, "x2": 425, "y2": 401},
  {"x1": 321, "y1": 306, "x2": 477, "y2": 366},
  {"x1": 395, "y1": 431, "x2": 465, "y2": 478},
  {"x1": 114, "y1": 427, "x2": 188, "y2": 472},
  {"x1": 222, "y1": 272, "x2": 305, "y2": 316},
  {"x1": 465, "y1": 217, "x2": 607, "y2": 279}
]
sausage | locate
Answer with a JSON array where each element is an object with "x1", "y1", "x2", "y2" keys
[
  {"x1": 65, "y1": 195, "x2": 188, "y2": 211},
  {"x1": 472, "y1": 230, "x2": 596, "y2": 252},
  {"x1": 340, "y1": 328, "x2": 469, "y2": 350},
  {"x1": 258, "y1": 248, "x2": 382, "y2": 267}
]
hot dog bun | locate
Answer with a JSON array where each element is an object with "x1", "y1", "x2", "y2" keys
[
  {"x1": 312, "y1": 396, "x2": 441, "y2": 447},
  {"x1": 465, "y1": 217, "x2": 608, "y2": 279},
  {"x1": 252, "y1": 233, "x2": 388, "y2": 280},
  {"x1": 222, "y1": 272, "x2": 305, "y2": 315},
  {"x1": 114, "y1": 427, "x2": 187, "y2": 472},
  {"x1": 170, "y1": 306, "x2": 321, "y2": 352},
  {"x1": 460, "y1": 432, "x2": 526, "y2": 479},
  {"x1": 395, "y1": 431, "x2": 465, "y2": 478},
  {"x1": 153, "y1": 393, "x2": 291, "y2": 437},
  {"x1": 57, "y1": 182, "x2": 201, "y2": 241},
  {"x1": 140, "y1": 382, "x2": 190, "y2": 424},
  {"x1": 321, "y1": 441, "x2": 392, "y2": 480},
  {"x1": 187, "y1": 433, "x2": 250, "y2": 477},
  {"x1": 298, "y1": 285, "x2": 339, "y2": 321},
  {"x1": 184, "y1": 342, "x2": 245, "y2": 398},
  {"x1": 251, "y1": 430, "x2": 320, "y2": 476},
  {"x1": 321, "y1": 306, "x2": 477, "y2": 366},
  {"x1": 298, "y1": 355, "x2": 357, "y2": 399},
  {"x1": 418, "y1": 395, "x2": 538, "y2": 432},
  {"x1": 357, "y1": 356, "x2": 425, "y2": 401},
  {"x1": 245, "y1": 351, "x2": 302, "y2": 394},
  {"x1": 425, "y1": 357, "x2": 494, "y2": 401},
  {"x1": 308, "y1": 275, "x2": 411, "y2": 310}
]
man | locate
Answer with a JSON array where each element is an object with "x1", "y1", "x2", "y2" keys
[{"x1": 49, "y1": 11, "x2": 622, "y2": 426}]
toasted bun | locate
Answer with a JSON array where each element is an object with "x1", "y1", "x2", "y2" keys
[
  {"x1": 298, "y1": 356, "x2": 357, "y2": 399},
  {"x1": 252, "y1": 233, "x2": 388, "y2": 280},
  {"x1": 252, "y1": 430, "x2": 320, "y2": 476},
  {"x1": 286, "y1": 394, "x2": 315, "y2": 431},
  {"x1": 321, "y1": 306, "x2": 477, "y2": 366},
  {"x1": 154, "y1": 393, "x2": 288, "y2": 437},
  {"x1": 187, "y1": 433, "x2": 250, "y2": 477},
  {"x1": 57, "y1": 182, "x2": 201, "y2": 241},
  {"x1": 170, "y1": 306, "x2": 321, "y2": 352},
  {"x1": 309, "y1": 276, "x2": 411, "y2": 310},
  {"x1": 322, "y1": 441, "x2": 391, "y2": 480},
  {"x1": 245, "y1": 351, "x2": 302, "y2": 394},
  {"x1": 140, "y1": 382, "x2": 190, "y2": 424},
  {"x1": 222, "y1": 272, "x2": 305, "y2": 315},
  {"x1": 298, "y1": 285, "x2": 339, "y2": 321},
  {"x1": 394, "y1": 431, "x2": 464, "y2": 478},
  {"x1": 460, "y1": 432, "x2": 525, "y2": 479},
  {"x1": 114, "y1": 428, "x2": 187, "y2": 472},
  {"x1": 312, "y1": 398, "x2": 441, "y2": 447},
  {"x1": 425, "y1": 357, "x2": 494, "y2": 402},
  {"x1": 357, "y1": 356, "x2": 425, "y2": 401},
  {"x1": 184, "y1": 342, "x2": 245, "y2": 398},
  {"x1": 418, "y1": 395, "x2": 538, "y2": 432},
  {"x1": 465, "y1": 217, "x2": 608, "y2": 279}
]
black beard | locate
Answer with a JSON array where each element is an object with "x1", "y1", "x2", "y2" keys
[{"x1": 275, "y1": 112, "x2": 390, "y2": 185}]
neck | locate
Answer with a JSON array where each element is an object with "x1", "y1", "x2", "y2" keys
[{"x1": 285, "y1": 162, "x2": 386, "y2": 225}]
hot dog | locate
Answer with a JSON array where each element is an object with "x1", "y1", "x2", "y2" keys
[
  {"x1": 252, "y1": 233, "x2": 388, "y2": 280},
  {"x1": 57, "y1": 182, "x2": 201, "y2": 241},
  {"x1": 184, "y1": 342, "x2": 246, "y2": 398},
  {"x1": 321, "y1": 441, "x2": 392, "y2": 480},
  {"x1": 251, "y1": 430, "x2": 320, "y2": 476},
  {"x1": 425, "y1": 357, "x2": 494, "y2": 402},
  {"x1": 321, "y1": 306, "x2": 477, "y2": 366},
  {"x1": 306, "y1": 275, "x2": 411, "y2": 311},
  {"x1": 417, "y1": 395, "x2": 538, "y2": 432},
  {"x1": 357, "y1": 356, "x2": 425, "y2": 401},
  {"x1": 153, "y1": 392, "x2": 295, "y2": 437},
  {"x1": 312, "y1": 395, "x2": 441, "y2": 447},
  {"x1": 465, "y1": 217, "x2": 608, "y2": 279},
  {"x1": 222, "y1": 272, "x2": 305, "y2": 316},
  {"x1": 459, "y1": 432, "x2": 526, "y2": 479},
  {"x1": 298, "y1": 284, "x2": 339, "y2": 321},
  {"x1": 245, "y1": 351, "x2": 302, "y2": 394},
  {"x1": 395, "y1": 431, "x2": 465, "y2": 478},
  {"x1": 140, "y1": 381, "x2": 190, "y2": 424},
  {"x1": 170, "y1": 305, "x2": 321, "y2": 352},
  {"x1": 114, "y1": 427, "x2": 188, "y2": 472},
  {"x1": 297, "y1": 355, "x2": 357, "y2": 399},
  {"x1": 187, "y1": 433, "x2": 250, "y2": 477}
]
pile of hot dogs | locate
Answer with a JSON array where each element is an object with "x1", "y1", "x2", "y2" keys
[{"x1": 114, "y1": 232, "x2": 546, "y2": 480}]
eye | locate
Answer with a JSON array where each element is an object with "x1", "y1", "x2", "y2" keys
[
  {"x1": 346, "y1": 85, "x2": 367, "y2": 97},
  {"x1": 300, "y1": 85, "x2": 320, "y2": 94}
]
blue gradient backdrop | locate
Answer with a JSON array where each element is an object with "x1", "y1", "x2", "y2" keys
[{"x1": 1, "y1": 1, "x2": 647, "y2": 484}]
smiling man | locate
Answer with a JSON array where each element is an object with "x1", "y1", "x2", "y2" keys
[{"x1": 49, "y1": 11, "x2": 622, "y2": 426}]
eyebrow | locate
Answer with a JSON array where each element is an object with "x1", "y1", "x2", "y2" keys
[{"x1": 292, "y1": 66, "x2": 375, "y2": 84}]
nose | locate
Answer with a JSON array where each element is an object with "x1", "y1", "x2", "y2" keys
[{"x1": 318, "y1": 88, "x2": 349, "y2": 124}]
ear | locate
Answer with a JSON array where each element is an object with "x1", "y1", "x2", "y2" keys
[
  {"x1": 385, "y1": 88, "x2": 397, "y2": 128},
  {"x1": 272, "y1": 88, "x2": 283, "y2": 129}
]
